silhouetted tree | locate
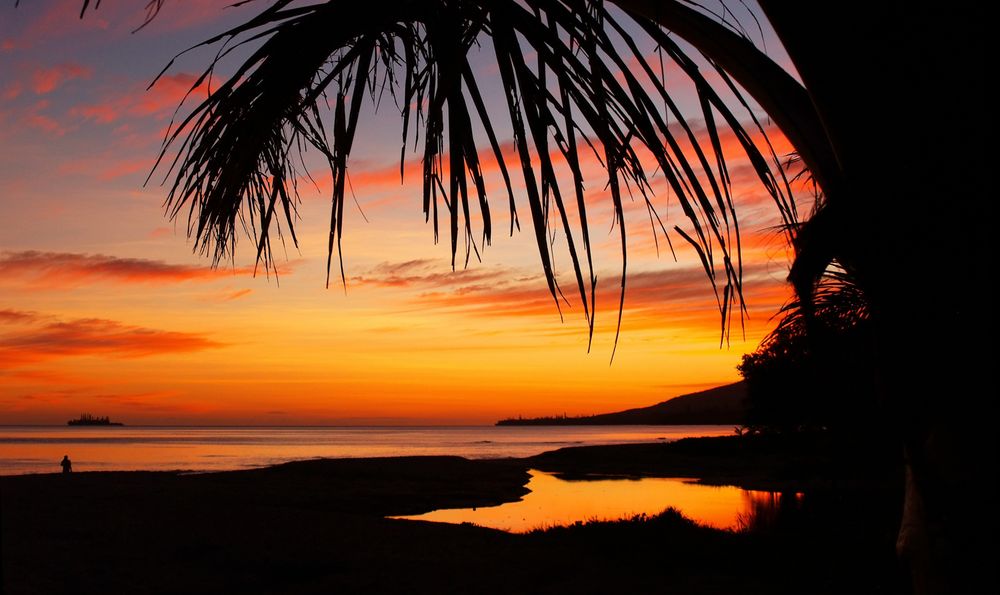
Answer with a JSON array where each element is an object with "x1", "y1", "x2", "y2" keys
[
  {"x1": 753, "y1": 6, "x2": 992, "y2": 593},
  {"x1": 737, "y1": 264, "x2": 879, "y2": 433}
]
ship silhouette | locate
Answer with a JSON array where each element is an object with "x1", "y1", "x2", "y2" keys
[{"x1": 67, "y1": 413, "x2": 124, "y2": 426}]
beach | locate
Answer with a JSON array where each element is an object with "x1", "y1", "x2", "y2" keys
[{"x1": 1, "y1": 436, "x2": 904, "y2": 594}]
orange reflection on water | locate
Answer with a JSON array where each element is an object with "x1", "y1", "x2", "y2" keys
[
  {"x1": 0, "y1": 426, "x2": 735, "y2": 475},
  {"x1": 396, "y1": 469, "x2": 779, "y2": 532}
]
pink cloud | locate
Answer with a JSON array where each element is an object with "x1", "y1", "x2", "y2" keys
[
  {"x1": 97, "y1": 157, "x2": 151, "y2": 181},
  {"x1": 2, "y1": 81, "x2": 23, "y2": 100},
  {"x1": 31, "y1": 63, "x2": 92, "y2": 95},
  {"x1": 17, "y1": 99, "x2": 70, "y2": 135},
  {"x1": 71, "y1": 72, "x2": 210, "y2": 126},
  {"x1": 133, "y1": 72, "x2": 205, "y2": 116},
  {"x1": 73, "y1": 103, "x2": 118, "y2": 124},
  {"x1": 10, "y1": 3, "x2": 117, "y2": 51},
  {"x1": 25, "y1": 111, "x2": 65, "y2": 135}
]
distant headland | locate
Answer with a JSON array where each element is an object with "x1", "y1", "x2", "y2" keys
[
  {"x1": 496, "y1": 382, "x2": 747, "y2": 426},
  {"x1": 67, "y1": 414, "x2": 124, "y2": 426}
]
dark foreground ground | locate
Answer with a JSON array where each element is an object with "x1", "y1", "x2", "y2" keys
[{"x1": 2, "y1": 435, "x2": 907, "y2": 594}]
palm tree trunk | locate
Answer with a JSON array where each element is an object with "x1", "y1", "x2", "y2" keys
[{"x1": 614, "y1": 1, "x2": 996, "y2": 591}]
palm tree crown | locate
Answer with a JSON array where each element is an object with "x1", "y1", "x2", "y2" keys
[{"x1": 144, "y1": 0, "x2": 797, "y2": 352}]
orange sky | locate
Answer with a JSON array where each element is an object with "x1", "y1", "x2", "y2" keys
[{"x1": 0, "y1": 1, "x2": 802, "y2": 425}]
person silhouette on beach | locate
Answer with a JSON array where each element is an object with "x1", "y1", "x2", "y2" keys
[{"x1": 60, "y1": 455, "x2": 72, "y2": 474}]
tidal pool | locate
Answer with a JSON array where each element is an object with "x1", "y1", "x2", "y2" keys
[{"x1": 395, "y1": 469, "x2": 793, "y2": 532}]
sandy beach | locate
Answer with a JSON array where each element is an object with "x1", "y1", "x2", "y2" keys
[{"x1": 1, "y1": 437, "x2": 904, "y2": 594}]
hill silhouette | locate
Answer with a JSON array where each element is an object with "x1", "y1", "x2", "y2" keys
[{"x1": 497, "y1": 382, "x2": 747, "y2": 426}]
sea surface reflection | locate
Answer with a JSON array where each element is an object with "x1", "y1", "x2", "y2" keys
[
  {"x1": 0, "y1": 425, "x2": 731, "y2": 475},
  {"x1": 395, "y1": 469, "x2": 791, "y2": 532}
]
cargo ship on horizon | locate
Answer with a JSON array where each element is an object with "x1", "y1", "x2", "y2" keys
[{"x1": 67, "y1": 414, "x2": 124, "y2": 426}]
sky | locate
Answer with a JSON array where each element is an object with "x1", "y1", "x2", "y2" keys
[{"x1": 0, "y1": 1, "x2": 804, "y2": 425}]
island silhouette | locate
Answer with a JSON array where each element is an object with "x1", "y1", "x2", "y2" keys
[{"x1": 497, "y1": 382, "x2": 747, "y2": 426}]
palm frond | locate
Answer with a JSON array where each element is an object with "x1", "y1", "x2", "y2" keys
[
  {"x1": 151, "y1": 0, "x2": 797, "y2": 352},
  {"x1": 768, "y1": 261, "x2": 869, "y2": 344},
  {"x1": 74, "y1": 0, "x2": 165, "y2": 31}
]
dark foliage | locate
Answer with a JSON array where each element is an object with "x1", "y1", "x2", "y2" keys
[{"x1": 737, "y1": 265, "x2": 881, "y2": 434}]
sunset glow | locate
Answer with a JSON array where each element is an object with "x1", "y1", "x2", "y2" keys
[{"x1": 0, "y1": 1, "x2": 799, "y2": 425}]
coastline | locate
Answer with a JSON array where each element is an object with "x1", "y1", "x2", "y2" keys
[
  {"x1": 0, "y1": 424, "x2": 735, "y2": 476},
  {"x1": 1, "y1": 436, "x2": 903, "y2": 594}
]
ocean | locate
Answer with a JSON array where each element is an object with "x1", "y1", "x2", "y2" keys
[{"x1": 0, "y1": 425, "x2": 732, "y2": 475}]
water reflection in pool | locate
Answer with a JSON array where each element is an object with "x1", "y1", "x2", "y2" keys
[{"x1": 395, "y1": 469, "x2": 793, "y2": 532}]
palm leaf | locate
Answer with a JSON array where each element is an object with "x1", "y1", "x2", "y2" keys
[{"x1": 149, "y1": 0, "x2": 797, "y2": 351}]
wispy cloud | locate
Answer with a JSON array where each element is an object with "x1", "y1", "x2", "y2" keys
[
  {"x1": 351, "y1": 258, "x2": 532, "y2": 289},
  {"x1": 6, "y1": 387, "x2": 213, "y2": 419},
  {"x1": 0, "y1": 308, "x2": 40, "y2": 325},
  {"x1": 21, "y1": 98, "x2": 67, "y2": 135},
  {"x1": 354, "y1": 255, "x2": 785, "y2": 317},
  {"x1": 31, "y1": 63, "x2": 92, "y2": 94},
  {"x1": 207, "y1": 288, "x2": 253, "y2": 302},
  {"x1": 70, "y1": 72, "x2": 210, "y2": 126},
  {"x1": 0, "y1": 251, "x2": 259, "y2": 288},
  {"x1": 0, "y1": 314, "x2": 224, "y2": 369},
  {"x1": 2, "y1": 80, "x2": 23, "y2": 100},
  {"x1": 382, "y1": 258, "x2": 788, "y2": 337},
  {"x1": 148, "y1": 227, "x2": 173, "y2": 239}
]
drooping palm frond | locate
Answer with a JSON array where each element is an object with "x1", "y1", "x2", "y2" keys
[
  {"x1": 74, "y1": 0, "x2": 165, "y2": 31},
  {"x1": 150, "y1": 0, "x2": 797, "y2": 352},
  {"x1": 767, "y1": 261, "x2": 868, "y2": 344},
  {"x1": 781, "y1": 153, "x2": 845, "y2": 325},
  {"x1": 763, "y1": 153, "x2": 867, "y2": 342}
]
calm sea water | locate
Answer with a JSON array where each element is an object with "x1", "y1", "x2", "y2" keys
[{"x1": 0, "y1": 425, "x2": 732, "y2": 476}]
